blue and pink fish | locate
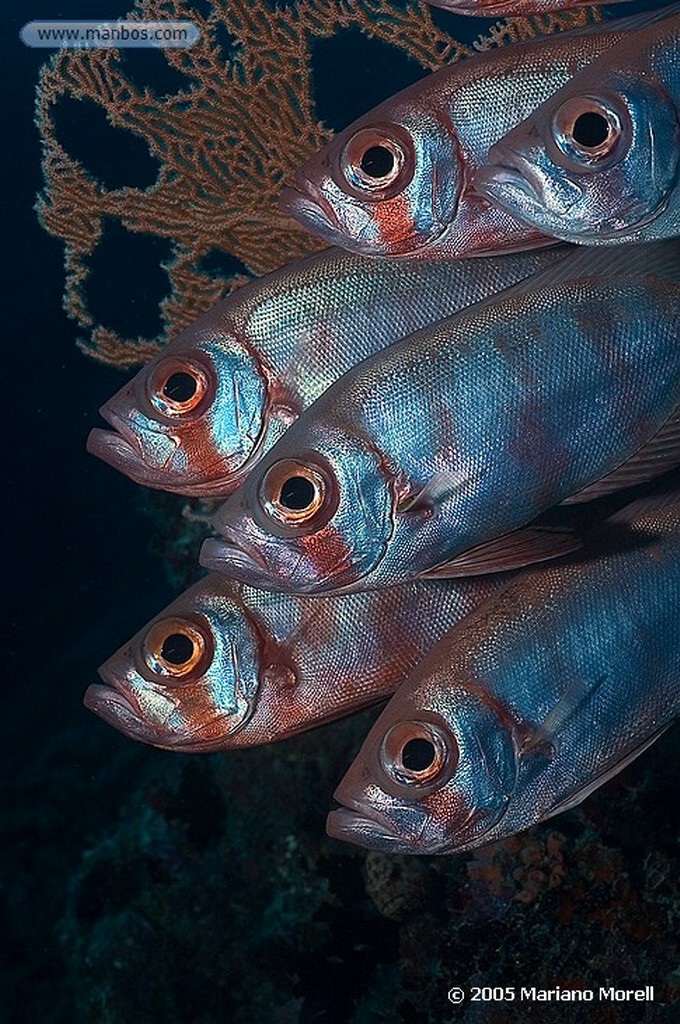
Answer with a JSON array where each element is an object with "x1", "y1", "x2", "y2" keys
[
  {"x1": 328, "y1": 490, "x2": 680, "y2": 854},
  {"x1": 280, "y1": 7, "x2": 674, "y2": 259},
  {"x1": 201, "y1": 242, "x2": 680, "y2": 594},
  {"x1": 476, "y1": 9, "x2": 680, "y2": 245},
  {"x1": 88, "y1": 246, "x2": 566, "y2": 496}
]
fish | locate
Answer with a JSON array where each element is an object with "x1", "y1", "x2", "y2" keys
[
  {"x1": 278, "y1": 7, "x2": 673, "y2": 259},
  {"x1": 86, "y1": 245, "x2": 569, "y2": 496},
  {"x1": 326, "y1": 488, "x2": 680, "y2": 854},
  {"x1": 82, "y1": 572, "x2": 507, "y2": 752},
  {"x1": 426, "y1": 0, "x2": 630, "y2": 17},
  {"x1": 200, "y1": 241, "x2": 680, "y2": 594},
  {"x1": 475, "y1": 8, "x2": 680, "y2": 245}
]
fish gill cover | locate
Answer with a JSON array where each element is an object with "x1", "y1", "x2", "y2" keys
[{"x1": 34, "y1": 0, "x2": 598, "y2": 370}]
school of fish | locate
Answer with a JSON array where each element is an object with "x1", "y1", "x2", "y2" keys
[{"x1": 86, "y1": 2, "x2": 679, "y2": 857}]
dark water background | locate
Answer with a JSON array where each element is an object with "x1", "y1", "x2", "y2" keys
[{"x1": 4, "y1": 1, "x2": 678, "y2": 1022}]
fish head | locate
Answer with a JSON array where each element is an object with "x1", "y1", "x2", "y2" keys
[
  {"x1": 200, "y1": 421, "x2": 398, "y2": 593},
  {"x1": 83, "y1": 577, "x2": 268, "y2": 751},
  {"x1": 87, "y1": 320, "x2": 272, "y2": 496},
  {"x1": 327, "y1": 675, "x2": 519, "y2": 854},
  {"x1": 279, "y1": 101, "x2": 460, "y2": 257},
  {"x1": 477, "y1": 71, "x2": 679, "y2": 242}
]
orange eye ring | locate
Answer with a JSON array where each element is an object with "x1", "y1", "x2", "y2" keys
[
  {"x1": 148, "y1": 357, "x2": 211, "y2": 418},
  {"x1": 143, "y1": 616, "x2": 213, "y2": 682},
  {"x1": 338, "y1": 125, "x2": 414, "y2": 199},
  {"x1": 258, "y1": 457, "x2": 337, "y2": 530},
  {"x1": 551, "y1": 95, "x2": 624, "y2": 166},
  {"x1": 379, "y1": 718, "x2": 458, "y2": 794}
]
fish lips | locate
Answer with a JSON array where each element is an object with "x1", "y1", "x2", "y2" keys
[
  {"x1": 87, "y1": 406, "x2": 144, "y2": 471},
  {"x1": 475, "y1": 156, "x2": 546, "y2": 215},
  {"x1": 279, "y1": 183, "x2": 339, "y2": 237},
  {"x1": 86, "y1": 405, "x2": 179, "y2": 491},
  {"x1": 200, "y1": 534, "x2": 268, "y2": 581},
  {"x1": 85, "y1": 672, "x2": 208, "y2": 751},
  {"x1": 327, "y1": 773, "x2": 436, "y2": 854},
  {"x1": 279, "y1": 172, "x2": 380, "y2": 254},
  {"x1": 88, "y1": 409, "x2": 235, "y2": 496},
  {"x1": 83, "y1": 679, "x2": 158, "y2": 744},
  {"x1": 326, "y1": 803, "x2": 423, "y2": 854}
]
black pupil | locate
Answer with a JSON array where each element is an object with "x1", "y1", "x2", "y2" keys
[
  {"x1": 163, "y1": 371, "x2": 197, "y2": 403},
  {"x1": 360, "y1": 145, "x2": 395, "y2": 179},
  {"x1": 572, "y1": 111, "x2": 610, "y2": 149},
  {"x1": 402, "y1": 737, "x2": 436, "y2": 772},
  {"x1": 161, "y1": 632, "x2": 195, "y2": 665},
  {"x1": 280, "y1": 475, "x2": 316, "y2": 511}
]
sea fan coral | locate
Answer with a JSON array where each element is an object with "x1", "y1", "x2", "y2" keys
[{"x1": 35, "y1": 0, "x2": 598, "y2": 369}]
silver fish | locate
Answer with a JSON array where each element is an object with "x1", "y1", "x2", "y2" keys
[
  {"x1": 476, "y1": 8, "x2": 680, "y2": 245},
  {"x1": 87, "y1": 246, "x2": 568, "y2": 496},
  {"x1": 84, "y1": 573, "x2": 506, "y2": 752},
  {"x1": 327, "y1": 490, "x2": 680, "y2": 854}
]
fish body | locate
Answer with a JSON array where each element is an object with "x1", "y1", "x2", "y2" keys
[
  {"x1": 83, "y1": 573, "x2": 505, "y2": 752},
  {"x1": 87, "y1": 246, "x2": 567, "y2": 496},
  {"x1": 327, "y1": 492, "x2": 680, "y2": 854},
  {"x1": 476, "y1": 12, "x2": 680, "y2": 244},
  {"x1": 427, "y1": 0, "x2": 630, "y2": 17},
  {"x1": 201, "y1": 242, "x2": 680, "y2": 594},
  {"x1": 279, "y1": 9, "x2": 670, "y2": 259}
]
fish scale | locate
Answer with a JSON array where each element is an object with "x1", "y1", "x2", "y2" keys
[
  {"x1": 280, "y1": 6, "x2": 676, "y2": 258},
  {"x1": 202, "y1": 241, "x2": 680, "y2": 594},
  {"x1": 87, "y1": 245, "x2": 568, "y2": 496},
  {"x1": 327, "y1": 491, "x2": 680, "y2": 854},
  {"x1": 476, "y1": 8, "x2": 680, "y2": 245}
]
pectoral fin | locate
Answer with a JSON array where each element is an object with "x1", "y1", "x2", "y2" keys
[
  {"x1": 396, "y1": 469, "x2": 473, "y2": 514},
  {"x1": 418, "y1": 526, "x2": 580, "y2": 579}
]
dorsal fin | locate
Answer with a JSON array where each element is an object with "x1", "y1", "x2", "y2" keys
[
  {"x1": 602, "y1": 481, "x2": 680, "y2": 527},
  {"x1": 500, "y1": 239, "x2": 680, "y2": 304},
  {"x1": 541, "y1": 3, "x2": 680, "y2": 45}
]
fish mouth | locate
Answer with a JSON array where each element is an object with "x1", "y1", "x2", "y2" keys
[
  {"x1": 86, "y1": 406, "x2": 172, "y2": 489},
  {"x1": 475, "y1": 152, "x2": 544, "y2": 210},
  {"x1": 326, "y1": 788, "x2": 424, "y2": 853},
  {"x1": 278, "y1": 171, "x2": 342, "y2": 235},
  {"x1": 326, "y1": 806, "x2": 407, "y2": 849},
  {"x1": 83, "y1": 677, "x2": 152, "y2": 740},
  {"x1": 88, "y1": 409, "x2": 232, "y2": 496},
  {"x1": 200, "y1": 533, "x2": 267, "y2": 578},
  {"x1": 84, "y1": 664, "x2": 184, "y2": 748},
  {"x1": 87, "y1": 405, "x2": 143, "y2": 470}
]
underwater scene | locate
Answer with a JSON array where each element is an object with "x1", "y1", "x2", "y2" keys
[{"x1": 5, "y1": 0, "x2": 679, "y2": 1020}]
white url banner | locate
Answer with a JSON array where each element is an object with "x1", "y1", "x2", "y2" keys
[{"x1": 20, "y1": 20, "x2": 201, "y2": 49}]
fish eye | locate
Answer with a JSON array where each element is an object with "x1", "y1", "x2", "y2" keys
[
  {"x1": 143, "y1": 616, "x2": 213, "y2": 682},
  {"x1": 551, "y1": 96, "x2": 624, "y2": 166},
  {"x1": 379, "y1": 719, "x2": 458, "y2": 793},
  {"x1": 148, "y1": 357, "x2": 211, "y2": 418},
  {"x1": 360, "y1": 145, "x2": 395, "y2": 179},
  {"x1": 339, "y1": 126, "x2": 414, "y2": 198},
  {"x1": 259, "y1": 457, "x2": 338, "y2": 530}
]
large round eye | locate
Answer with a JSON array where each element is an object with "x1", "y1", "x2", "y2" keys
[
  {"x1": 143, "y1": 617, "x2": 213, "y2": 682},
  {"x1": 339, "y1": 126, "x2": 414, "y2": 198},
  {"x1": 551, "y1": 96, "x2": 624, "y2": 167},
  {"x1": 258, "y1": 457, "x2": 338, "y2": 530},
  {"x1": 379, "y1": 719, "x2": 458, "y2": 794},
  {"x1": 148, "y1": 357, "x2": 211, "y2": 418}
]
